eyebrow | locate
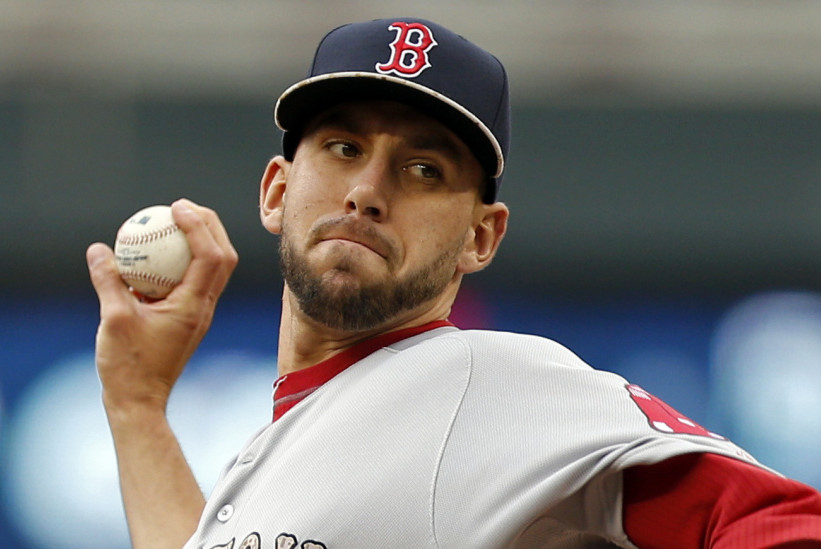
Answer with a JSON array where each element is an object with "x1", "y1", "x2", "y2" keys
[
  {"x1": 305, "y1": 108, "x2": 467, "y2": 167},
  {"x1": 305, "y1": 109, "x2": 362, "y2": 136},
  {"x1": 406, "y1": 132, "x2": 465, "y2": 167}
]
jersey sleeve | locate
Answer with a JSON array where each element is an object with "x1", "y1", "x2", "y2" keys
[
  {"x1": 623, "y1": 452, "x2": 821, "y2": 548},
  {"x1": 435, "y1": 330, "x2": 817, "y2": 547}
]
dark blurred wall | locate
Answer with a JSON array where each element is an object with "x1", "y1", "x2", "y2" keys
[{"x1": 2, "y1": 96, "x2": 820, "y2": 298}]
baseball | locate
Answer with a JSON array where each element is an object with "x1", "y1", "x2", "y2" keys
[{"x1": 114, "y1": 205, "x2": 192, "y2": 299}]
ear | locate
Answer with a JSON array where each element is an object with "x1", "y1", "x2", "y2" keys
[
  {"x1": 457, "y1": 202, "x2": 509, "y2": 274},
  {"x1": 259, "y1": 156, "x2": 290, "y2": 235}
]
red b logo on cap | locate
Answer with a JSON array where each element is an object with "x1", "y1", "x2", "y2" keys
[{"x1": 376, "y1": 22, "x2": 438, "y2": 78}]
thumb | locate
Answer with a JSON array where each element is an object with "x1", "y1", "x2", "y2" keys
[{"x1": 86, "y1": 242, "x2": 130, "y2": 309}]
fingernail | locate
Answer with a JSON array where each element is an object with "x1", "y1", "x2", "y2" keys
[
  {"x1": 86, "y1": 244, "x2": 105, "y2": 267},
  {"x1": 173, "y1": 200, "x2": 192, "y2": 214}
]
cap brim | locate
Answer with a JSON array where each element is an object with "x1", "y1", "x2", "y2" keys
[{"x1": 274, "y1": 72, "x2": 504, "y2": 179}]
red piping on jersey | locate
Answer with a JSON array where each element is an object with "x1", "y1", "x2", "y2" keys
[{"x1": 272, "y1": 320, "x2": 454, "y2": 422}]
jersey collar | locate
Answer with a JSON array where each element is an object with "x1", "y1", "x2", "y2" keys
[{"x1": 272, "y1": 320, "x2": 455, "y2": 421}]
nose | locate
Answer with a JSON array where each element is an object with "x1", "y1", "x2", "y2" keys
[{"x1": 343, "y1": 160, "x2": 390, "y2": 221}]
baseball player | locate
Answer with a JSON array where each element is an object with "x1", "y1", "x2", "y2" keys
[{"x1": 86, "y1": 17, "x2": 821, "y2": 549}]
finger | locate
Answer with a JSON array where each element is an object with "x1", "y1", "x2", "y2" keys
[
  {"x1": 86, "y1": 242, "x2": 133, "y2": 314},
  {"x1": 169, "y1": 200, "x2": 238, "y2": 298},
  {"x1": 173, "y1": 198, "x2": 235, "y2": 256}
]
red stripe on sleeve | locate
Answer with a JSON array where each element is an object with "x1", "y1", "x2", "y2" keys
[{"x1": 623, "y1": 452, "x2": 821, "y2": 548}]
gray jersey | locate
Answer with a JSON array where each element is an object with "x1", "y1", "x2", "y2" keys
[{"x1": 183, "y1": 326, "x2": 761, "y2": 549}]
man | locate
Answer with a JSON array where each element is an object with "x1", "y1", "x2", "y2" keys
[{"x1": 87, "y1": 17, "x2": 821, "y2": 549}]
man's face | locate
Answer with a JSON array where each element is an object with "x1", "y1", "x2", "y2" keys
[{"x1": 277, "y1": 100, "x2": 488, "y2": 332}]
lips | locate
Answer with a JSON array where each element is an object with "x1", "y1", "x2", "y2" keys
[
  {"x1": 312, "y1": 218, "x2": 394, "y2": 261},
  {"x1": 329, "y1": 236, "x2": 383, "y2": 257}
]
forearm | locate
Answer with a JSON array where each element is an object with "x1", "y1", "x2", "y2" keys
[
  {"x1": 106, "y1": 401, "x2": 205, "y2": 549},
  {"x1": 87, "y1": 200, "x2": 237, "y2": 548}
]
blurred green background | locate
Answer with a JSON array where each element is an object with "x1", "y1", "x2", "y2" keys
[{"x1": 2, "y1": 1, "x2": 821, "y2": 298}]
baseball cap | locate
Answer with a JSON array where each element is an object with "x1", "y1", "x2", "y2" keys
[{"x1": 274, "y1": 18, "x2": 510, "y2": 203}]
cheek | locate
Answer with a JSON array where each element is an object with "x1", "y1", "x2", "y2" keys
[
  {"x1": 288, "y1": 167, "x2": 347, "y2": 217},
  {"x1": 401, "y1": 206, "x2": 472, "y2": 259},
  {"x1": 282, "y1": 176, "x2": 331, "y2": 227},
  {"x1": 432, "y1": 199, "x2": 475, "y2": 239}
]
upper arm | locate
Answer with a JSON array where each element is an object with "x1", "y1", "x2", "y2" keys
[{"x1": 623, "y1": 452, "x2": 821, "y2": 549}]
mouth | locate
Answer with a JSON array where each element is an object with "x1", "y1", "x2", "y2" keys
[
  {"x1": 325, "y1": 237, "x2": 385, "y2": 258},
  {"x1": 313, "y1": 218, "x2": 394, "y2": 261}
]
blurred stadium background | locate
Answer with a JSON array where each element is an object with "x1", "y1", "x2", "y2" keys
[{"x1": 2, "y1": 2, "x2": 821, "y2": 547}]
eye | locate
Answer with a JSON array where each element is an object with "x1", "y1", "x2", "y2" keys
[
  {"x1": 403, "y1": 162, "x2": 442, "y2": 180},
  {"x1": 327, "y1": 141, "x2": 360, "y2": 158}
]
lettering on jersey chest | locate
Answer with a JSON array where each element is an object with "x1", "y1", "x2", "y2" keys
[{"x1": 207, "y1": 532, "x2": 326, "y2": 549}]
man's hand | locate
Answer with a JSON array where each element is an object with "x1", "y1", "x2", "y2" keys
[
  {"x1": 86, "y1": 198, "x2": 238, "y2": 549},
  {"x1": 88, "y1": 198, "x2": 238, "y2": 413}
]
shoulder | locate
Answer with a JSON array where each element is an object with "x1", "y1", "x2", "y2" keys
[
  {"x1": 421, "y1": 327, "x2": 596, "y2": 373},
  {"x1": 425, "y1": 328, "x2": 765, "y2": 468},
  {"x1": 410, "y1": 327, "x2": 632, "y2": 412}
]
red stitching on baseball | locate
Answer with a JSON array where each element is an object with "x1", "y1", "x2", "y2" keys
[
  {"x1": 119, "y1": 270, "x2": 180, "y2": 287},
  {"x1": 117, "y1": 224, "x2": 179, "y2": 246}
]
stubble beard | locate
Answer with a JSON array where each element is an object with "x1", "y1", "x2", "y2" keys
[{"x1": 279, "y1": 227, "x2": 464, "y2": 332}]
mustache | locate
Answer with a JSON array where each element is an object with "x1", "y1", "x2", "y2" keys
[{"x1": 310, "y1": 216, "x2": 398, "y2": 261}]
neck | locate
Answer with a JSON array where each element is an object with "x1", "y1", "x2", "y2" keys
[{"x1": 276, "y1": 283, "x2": 458, "y2": 376}]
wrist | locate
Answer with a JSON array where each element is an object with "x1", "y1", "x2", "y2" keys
[{"x1": 101, "y1": 390, "x2": 170, "y2": 427}]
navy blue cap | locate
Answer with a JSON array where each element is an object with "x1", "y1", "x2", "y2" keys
[{"x1": 274, "y1": 18, "x2": 510, "y2": 203}]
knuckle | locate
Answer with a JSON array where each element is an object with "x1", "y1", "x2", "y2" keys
[
  {"x1": 102, "y1": 303, "x2": 135, "y2": 330},
  {"x1": 225, "y1": 247, "x2": 240, "y2": 268},
  {"x1": 201, "y1": 242, "x2": 239, "y2": 268},
  {"x1": 180, "y1": 306, "x2": 215, "y2": 338},
  {"x1": 199, "y1": 205, "x2": 218, "y2": 218},
  {"x1": 190, "y1": 204, "x2": 218, "y2": 226},
  {"x1": 200, "y1": 245, "x2": 225, "y2": 265}
]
